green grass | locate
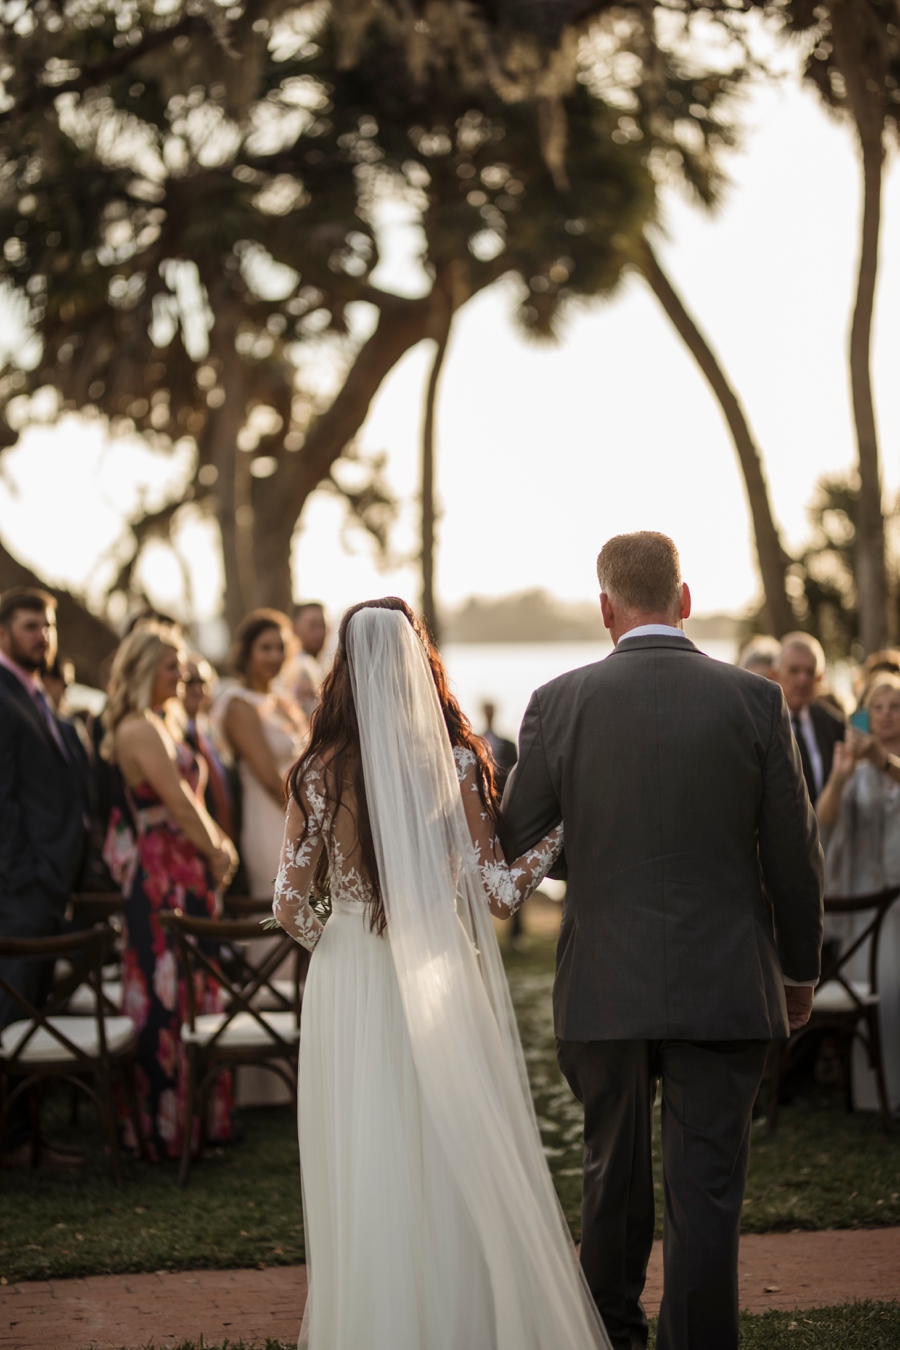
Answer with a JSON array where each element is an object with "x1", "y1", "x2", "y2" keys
[
  {"x1": 0, "y1": 1103, "x2": 306, "y2": 1283},
  {"x1": 505, "y1": 940, "x2": 900, "y2": 1241},
  {"x1": 1, "y1": 938, "x2": 898, "y2": 1285},
  {"x1": 97, "y1": 1303, "x2": 900, "y2": 1349}
]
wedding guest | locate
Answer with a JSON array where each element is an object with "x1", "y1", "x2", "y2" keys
[
  {"x1": 41, "y1": 655, "x2": 75, "y2": 714},
  {"x1": 102, "y1": 624, "x2": 238, "y2": 1160},
  {"x1": 817, "y1": 673, "x2": 900, "y2": 1111},
  {"x1": 0, "y1": 588, "x2": 90, "y2": 1169},
  {"x1": 181, "y1": 654, "x2": 233, "y2": 839},
  {"x1": 855, "y1": 648, "x2": 900, "y2": 705},
  {"x1": 212, "y1": 611, "x2": 307, "y2": 901},
  {"x1": 282, "y1": 601, "x2": 328, "y2": 717},
  {"x1": 211, "y1": 611, "x2": 307, "y2": 1106},
  {"x1": 737, "y1": 636, "x2": 781, "y2": 680},
  {"x1": 776, "y1": 632, "x2": 844, "y2": 803}
]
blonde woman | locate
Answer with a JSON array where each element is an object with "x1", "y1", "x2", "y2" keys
[{"x1": 102, "y1": 624, "x2": 238, "y2": 1160}]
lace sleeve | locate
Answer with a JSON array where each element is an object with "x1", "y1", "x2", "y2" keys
[
  {"x1": 272, "y1": 771, "x2": 327, "y2": 951},
  {"x1": 454, "y1": 746, "x2": 563, "y2": 918}
]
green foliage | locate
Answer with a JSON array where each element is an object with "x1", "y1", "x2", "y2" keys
[
  {"x1": 0, "y1": 1, "x2": 747, "y2": 616},
  {"x1": 787, "y1": 473, "x2": 900, "y2": 660},
  {"x1": 772, "y1": 0, "x2": 900, "y2": 146}
]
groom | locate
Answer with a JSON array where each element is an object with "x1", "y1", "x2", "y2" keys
[{"x1": 503, "y1": 532, "x2": 823, "y2": 1350}]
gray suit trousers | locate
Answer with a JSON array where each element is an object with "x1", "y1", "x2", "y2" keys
[{"x1": 557, "y1": 1037, "x2": 769, "y2": 1350}]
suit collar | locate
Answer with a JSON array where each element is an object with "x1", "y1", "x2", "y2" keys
[
  {"x1": 609, "y1": 634, "x2": 702, "y2": 657},
  {"x1": 0, "y1": 663, "x2": 68, "y2": 759}
]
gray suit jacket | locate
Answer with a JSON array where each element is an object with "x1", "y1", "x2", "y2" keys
[{"x1": 502, "y1": 635, "x2": 824, "y2": 1042}]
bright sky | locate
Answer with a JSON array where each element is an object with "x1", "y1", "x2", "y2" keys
[{"x1": 1, "y1": 61, "x2": 898, "y2": 635}]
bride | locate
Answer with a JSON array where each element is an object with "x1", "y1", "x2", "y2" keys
[{"x1": 273, "y1": 597, "x2": 610, "y2": 1350}]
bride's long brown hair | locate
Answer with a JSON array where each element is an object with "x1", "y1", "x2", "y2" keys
[{"x1": 287, "y1": 596, "x2": 508, "y2": 935}]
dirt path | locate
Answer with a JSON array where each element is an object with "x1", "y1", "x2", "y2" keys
[{"x1": 2, "y1": 1229, "x2": 899, "y2": 1350}]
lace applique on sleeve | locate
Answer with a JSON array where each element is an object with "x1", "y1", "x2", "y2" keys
[
  {"x1": 273, "y1": 768, "x2": 327, "y2": 951},
  {"x1": 453, "y1": 746, "x2": 563, "y2": 917}
]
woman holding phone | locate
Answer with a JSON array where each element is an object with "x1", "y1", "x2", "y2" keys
[{"x1": 817, "y1": 672, "x2": 900, "y2": 1113}]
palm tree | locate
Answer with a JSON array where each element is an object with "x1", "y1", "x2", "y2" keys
[
  {"x1": 775, "y1": 0, "x2": 900, "y2": 652},
  {"x1": 637, "y1": 240, "x2": 794, "y2": 637}
]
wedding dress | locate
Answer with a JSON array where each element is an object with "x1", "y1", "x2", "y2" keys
[{"x1": 273, "y1": 608, "x2": 610, "y2": 1350}]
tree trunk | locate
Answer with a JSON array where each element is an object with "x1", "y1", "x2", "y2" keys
[
  {"x1": 0, "y1": 535, "x2": 117, "y2": 687},
  {"x1": 420, "y1": 304, "x2": 452, "y2": 645},
  {"x1": 849, "y1": 136, "x2": 887, "y2": 654},
  {"x1": 260, "y1": 294, "x2": 436, "y2": 591},
  {"x1": 204, "y1": 324, "x2": 252, "y2": 634},
  {"x1": 637, "y1": 239, "x2": 794, "y2": 638},
  {"x1": 251, "y1": 500, "x2": 296, "y2": 615}
]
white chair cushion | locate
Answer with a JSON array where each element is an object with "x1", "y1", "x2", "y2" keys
[
  {"x1": 66, "y1": 981, "x2": 122, "y2": 1015},
  {"x1": 181, "y1": 1010, "x2": 300, "y2": 1047},
  {"x1": 1, "y1": 1015, "x2": 136, "y2": 1063},
  {"x1": 814, "y1": 980, "x2": 879, "y2": 1013}
]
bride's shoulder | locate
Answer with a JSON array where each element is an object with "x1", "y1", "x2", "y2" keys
[{"x1": 452, "y1": 744, "x2": 478, "y2": 784}]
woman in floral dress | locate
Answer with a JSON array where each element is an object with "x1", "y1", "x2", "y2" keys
[{"x1": 102, "y1": 624, "x2": 239, "y2": 1160}]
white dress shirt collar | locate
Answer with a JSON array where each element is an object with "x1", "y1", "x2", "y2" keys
[{"x1": 617, "y1": 624, "x2": 689, "y2": 642}]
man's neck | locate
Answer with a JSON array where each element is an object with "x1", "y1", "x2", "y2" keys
[{"x1": 613, "y1": 617, "x2": 684, "y2": 645}]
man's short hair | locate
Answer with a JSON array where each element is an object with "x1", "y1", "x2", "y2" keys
[
  {"x1": 778, "y1": 631, "x2": 826, "y2": 677},
  {"x1": 0, "y1": 586, "x2": 56, "y2": 628},
  {"x1": 596, "y1": 532, "x2": 682, "y2": 616}
]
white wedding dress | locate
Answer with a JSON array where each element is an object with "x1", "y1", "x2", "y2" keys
[{"x1": 273, "y1": 609, "x2": 610, "y2": 1350}]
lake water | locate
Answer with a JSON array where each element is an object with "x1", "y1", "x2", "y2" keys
[{"x1": 441, "y1": 637, "x2": 739, "y2": 742}]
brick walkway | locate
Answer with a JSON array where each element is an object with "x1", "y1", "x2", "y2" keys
[{"x1": 2, "y1": 1229, "x2": 899, "y2": 1350}]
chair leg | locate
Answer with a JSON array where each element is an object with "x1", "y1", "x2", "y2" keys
[
  {"x1": 98, "y1": 1064, "x2": 123, "y2": 1189},
  {"x1": 195, "y1": 1066, "x2": 216, "y2": 1166},
  {"x1": 122, "y1": 1059, "x2": 151, "y2": 1161},
  {"x1": 69, "y1": 1082, "x2": 80, "y2": 1127},
  {"x1": 866, "y1": 1008, "x2": 892, "y2": 1136},
  {"x1": 29, "y1": 1085, "x2": 41, "y2": 1168},
  {"x1": 179, "y1": 1046, "x2": 197, "y2": 1188},
  {"x1": 839, "y1": 1029, "x2": 855, "y2": 1114}
]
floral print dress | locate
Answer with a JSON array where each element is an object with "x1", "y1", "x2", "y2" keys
[{"x1": 105, "y1": 743, "x2": 233, "y2": 1160}]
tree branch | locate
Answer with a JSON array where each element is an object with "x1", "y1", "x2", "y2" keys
[{"x1": 0, "y1": 14, "x2": 205, "y2": 126}]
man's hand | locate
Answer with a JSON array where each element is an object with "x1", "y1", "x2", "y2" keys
[{"x1": 784, "y1": 985, "x2": 814, "y2": 1031}]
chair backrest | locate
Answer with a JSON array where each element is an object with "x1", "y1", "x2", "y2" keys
[
  {"x1": 820, "y1": 886, "x2": 900, "y2": 1008},
  {"x1": 70, "y1": 892, "x2": 125, "y2": 924},
  {"x1": 160, "y1": 912, "x2": 307, "y2": 1052},
  {"x1": 221, "y1": 896, "x2": 274, "y2": 919},
  {"x1": 0, "y1": 925, "x2": 116, "y2": 1067}
]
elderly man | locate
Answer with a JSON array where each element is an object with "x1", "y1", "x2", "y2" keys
[{"x1": 776, "y1": 632, "x2": 845, "y2": 804}]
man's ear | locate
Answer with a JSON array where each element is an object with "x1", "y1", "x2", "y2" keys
[
  {"x1": 680, "y1": 583, "x2": 692, "y2": 622},
  {"x1": 599, "y1": 593, "x2": 614, "y2": 631}
]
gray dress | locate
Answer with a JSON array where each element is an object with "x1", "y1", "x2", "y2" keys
[{"x1": 823, "y1": 761, "x2": 900, "y2": 1110}]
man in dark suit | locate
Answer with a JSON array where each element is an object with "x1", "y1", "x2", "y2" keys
[
  {"x1": 503, "y1": 533, "x2": 823, "y2": 1350},
  {"x1": 775, "y1": 632, "x2": 845, "y2": 804},
  {"x1": 0, "y1": 587, "x2": 90, "y2": 1168}
]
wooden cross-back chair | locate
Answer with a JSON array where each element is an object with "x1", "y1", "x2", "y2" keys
[
  {"x1": 62, "y1": 893, "x2": 126, "y2": 1018},
  {"x1": 0, "y1": 924, "x2": 146, "y2": 1185},
  {"x1": 70, "y1": 892, "x2": 126, "y2": 925},
  {"x1": 766, "y1": 885, "x2": 900, "y2": 1135},
  {"x1": 160, "y1": 911, "x2": 309, "y2": 1186}
]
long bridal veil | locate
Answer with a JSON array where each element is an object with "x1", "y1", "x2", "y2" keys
[{"x1": 347, "y1": 608, "x2": 610, "y2": 1350}]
